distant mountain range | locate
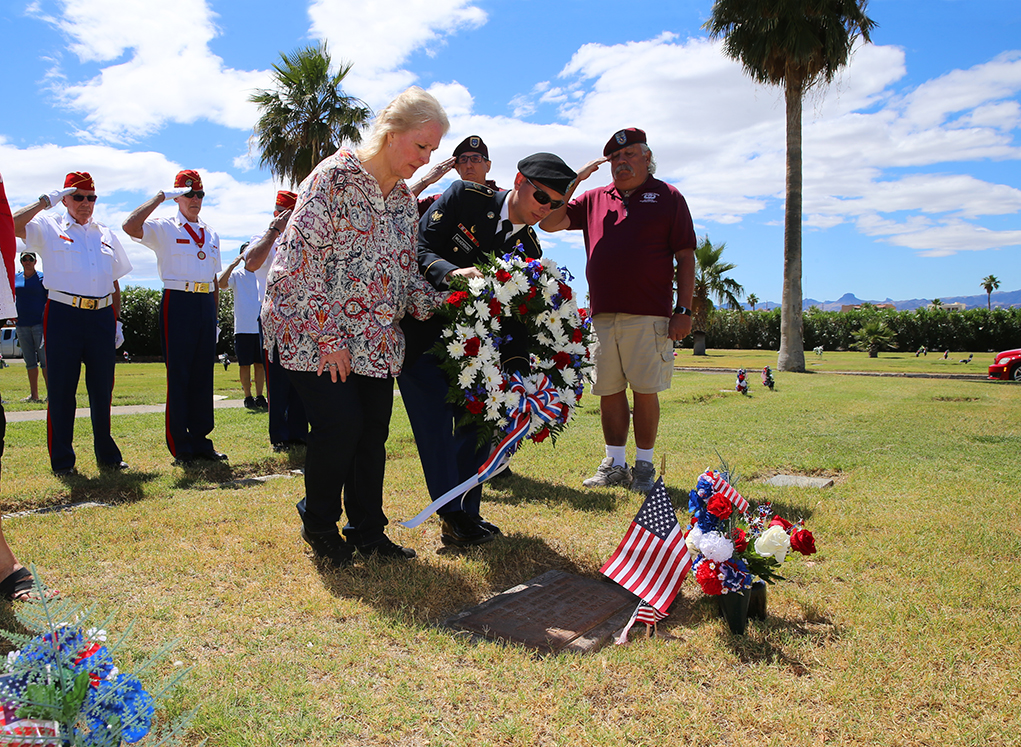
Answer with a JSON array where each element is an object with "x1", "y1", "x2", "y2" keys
[{"x1": 748, "y1": 289, "x2": 1021, "y2": 312}]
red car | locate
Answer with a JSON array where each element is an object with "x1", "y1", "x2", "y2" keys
[{"x1": 988, "y1": 348, "x2": 1021, "y2": 381}]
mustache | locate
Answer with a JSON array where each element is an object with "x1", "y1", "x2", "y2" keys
[{"x1": 613, "y1": 163, "x2": 634, "y2": 177}]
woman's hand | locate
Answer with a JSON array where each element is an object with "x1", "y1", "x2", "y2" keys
[{"x1": 318, "y1": 347, "x2": 352, "y2": 383}]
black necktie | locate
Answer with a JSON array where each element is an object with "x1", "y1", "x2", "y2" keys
[{"x1": 496, "y1": 219, "x2": 513, "y2": 246}]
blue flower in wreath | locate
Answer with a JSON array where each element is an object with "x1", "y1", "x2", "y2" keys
[{"x1": 84, "y1": 673, "x2": 154, "y2": 745}]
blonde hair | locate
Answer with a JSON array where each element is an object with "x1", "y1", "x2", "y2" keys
[{"x1": 356, "y1": 86, "x2": 449, "y2": 162}]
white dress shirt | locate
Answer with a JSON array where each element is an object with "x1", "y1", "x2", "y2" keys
[
  {"x1": 23, "y1": 212, "x2": 132, "y2": 297},
  {"x1": 135, "y1": 210, "x2": 222, "y2": 284}
]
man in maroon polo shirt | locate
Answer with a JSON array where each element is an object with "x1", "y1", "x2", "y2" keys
[{"x1": 541, "y1": 128, "x2": 695, "y2": 494}]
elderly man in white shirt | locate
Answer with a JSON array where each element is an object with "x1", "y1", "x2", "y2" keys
[
  {"x1": 13, "y1": 171, "x2": 132, "y2": 477},
  {"x1": 123, "y1": 169, "x2": 225, "y2": 465}
]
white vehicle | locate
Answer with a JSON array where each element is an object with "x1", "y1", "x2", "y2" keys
[{"x1": 0, "y1": 327, "x2": 23, "y2": 358}]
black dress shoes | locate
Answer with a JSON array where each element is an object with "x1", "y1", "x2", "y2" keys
[
  {"x1": 475, "y1": 516, "x2": 502, "y2": 536},
  {"x1": 300, "y1": 527, "x2": 354, "y2": 569},
  {"x1": 440, "y1": 510, "x2": 496, "y2": 547},
  {"x1": 100, "y1": 461, "x2": 129, "y2": 472},
  {"x1": 356, "y1": 535, "x2": 416, "y2": 560},
  {"x1": 197, "y1": 450, "x2": 229, "y2": 462}
]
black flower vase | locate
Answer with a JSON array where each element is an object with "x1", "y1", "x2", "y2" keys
[
  {"x1": 748, "y1": 581, "x2": 767, "y2": 621},
  {"x1": 716, "y1": 589, "x2": 750, "y2": 634}
]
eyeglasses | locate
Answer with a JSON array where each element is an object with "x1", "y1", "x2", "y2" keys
[
  {"x1": 183, "y1": 190, "x2": 205, "y2": 199},
  {"x1": 20, "y1": 257, "x2": 35, "y2": 262},
  {"x1": 525, "y1": 178, "x2": 565, "y2": 210},
  {"x1": 71, "y1": 194, "x2": 98, "y2": 202},
  {"x1": 456, "y1": 155, "x2": 486, "y2": 164}
]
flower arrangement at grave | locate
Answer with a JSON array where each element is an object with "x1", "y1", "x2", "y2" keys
[
  {"x1": 735, "y1": 368, "x2": 749, "y2": 394},
  {"x1": 685, "y1": 469, "x2": 817, "y2": 598},
  {"x1": 0, "y1": 570, "x2": 196, "y2": 746},
  {"x1": 431, "y1": 253, "x2": 596, "y2": 450},
  {"x1": 761, "y1": 366, "x2": 774, "y2": 390}
]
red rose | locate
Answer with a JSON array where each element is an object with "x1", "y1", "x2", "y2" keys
[
  {"x1": 518, "y1": 303, "x2": 529, "y2": 316},
  {"x1": 495, "y1": 269, "x2": 512, "y2": 282},
  {"x1": 466, "y1": 399, "x2": 484, "y2": 414},
  {"x1": 558, "y1": 282, "x2": 572, "y2": 300},
  {"x1": 488, "y1": 298, "x2": 502, "y2": 317},
  {"x1": 731, "y1": 528, "x2": 748, "y2": 553},
  {"x1": 527, "y1": 287, "x2": 537, "y2": 300},
  {"x1": 571, "y1": 328, "x2": 584, "y2": 343},
  {"x1": 695, "y1": 561, "x2": 723, "y2": 595},
  {"x1": 559, "y1": 403, "x2": 570, "y2": 421},
  {"x1": 532, "y1": 427, "x2": 550, "y2": 443},
  {"x1": 770, "y1": 516, "x2": 794, "y2": 531},
  {"x1": 464, "y1": 337, "x2": 481, "y2": 356},
  {"x1": 790, "y1": 528, "x2": 816, "y2": 555},
  {"x1": 706, "y1": 492, "x2": 733, "y2": 520},
  {"x1": 553, "y1": 351, "x2": 572, "y2": 370},
  {"x1": 448, "y1": 291, "x2": 469, "y2": 307}
]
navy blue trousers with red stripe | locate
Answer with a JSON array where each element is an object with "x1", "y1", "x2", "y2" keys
[
  {"x1": 43, "y1": 300, "x2": 122, "y2": 472},
  {"x1": 160, "y1": 290, "x2": 217, "y2": 459}
]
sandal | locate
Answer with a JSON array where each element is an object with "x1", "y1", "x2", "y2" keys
[{"x1": 0, "y1": 567, "x2": 39, "y2": 601}]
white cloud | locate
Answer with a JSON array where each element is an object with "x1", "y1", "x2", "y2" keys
[
  {"x1": 308, "y1": 0, "x2": 487, "y2": 107},
  {"x1": 36, "y1": 0, "x2": 268, "y2": 142}
]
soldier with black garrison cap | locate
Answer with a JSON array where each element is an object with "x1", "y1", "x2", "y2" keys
[{"x1": 399, "y1": 152, "x2": 576, "y2": 548}]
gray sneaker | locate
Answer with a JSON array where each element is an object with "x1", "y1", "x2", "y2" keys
[
  {"x1": 630, "y1": 460, "x2": 656, "y2": 495},
  {"x1": 582, "y1": 457, "x2": 632, "y2": 488}
]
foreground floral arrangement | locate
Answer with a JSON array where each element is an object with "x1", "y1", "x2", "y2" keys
[
  {"x1": 685, "y1": 469, "x2": 817, "y2": 596},
  {"x1": 432, "y1": 254, "x2": 596, "y2": 448},
  {"x1": 0, "y1": 571, "x2": 195, "y2": 746}
]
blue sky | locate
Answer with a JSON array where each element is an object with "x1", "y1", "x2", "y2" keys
[{"x1": 2, "y1": 0, "x2": 1019, "y2": 306}]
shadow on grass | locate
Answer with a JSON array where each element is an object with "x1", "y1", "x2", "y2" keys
[
  {"x1": 311, "y1": 532, "x2": 589, "y2": 625},
  {"x1": 482, "y1": 472, "x2": 627, "y2": 514},
  {"x1": 52, "y1": 470, "x2": 158, "y2": 506}
]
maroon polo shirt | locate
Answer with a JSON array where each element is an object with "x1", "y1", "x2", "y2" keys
[{"x1": 566, "y1": 175, "x2": 695, "y2": 317}]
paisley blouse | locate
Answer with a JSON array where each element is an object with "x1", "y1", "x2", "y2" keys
[{"x1": 261, "y1": 149, "x2": 446, "y2": 378}]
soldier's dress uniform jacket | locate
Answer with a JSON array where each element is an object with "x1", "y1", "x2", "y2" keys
[{"x1": 399, "y1": 180, "x2": 541, "y2": 518}]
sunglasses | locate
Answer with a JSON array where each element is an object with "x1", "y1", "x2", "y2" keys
[
  {"x1": 525, "y1": 178, "x2": 564, "y2": 210},
  {"x1": 183, "y1": 190, "x2": 205, "y2": 199},
  {"x1": 71, "y1": 194, "x2": 98, "y2": 202},
  {"x1": 456, "y1": 155, "x2": 486, "y2": 164},
  {"x1": 20, "y1": 257, "x2": 35, "y2": 262}
]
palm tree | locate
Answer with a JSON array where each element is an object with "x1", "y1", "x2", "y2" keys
[
  {"x1": 851, "y1": 319, "x2": 897, "y2": 358},
  {"x1": 981, "y1": 274, "x2": 1000, "y2": 310},
  {"x1": 705, "y1": 1, "x2": 876, "y2": 373},
  {"x1": 692, "y1": 235, "x2": 745, "y2": 356},
  {"x1": 249, "y1": 43, "x2": 371, "y2": 188},
  {"x1": 747, "y1": 293, "x2": 759, "y2": 311}
]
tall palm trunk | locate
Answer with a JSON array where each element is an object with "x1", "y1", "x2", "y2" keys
[{"x1": 778, "y1": 78, "x2": 806, "y2": 372}]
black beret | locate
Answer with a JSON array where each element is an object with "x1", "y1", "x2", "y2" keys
[
  {"x1": 517, "y1": 153, "x2": 577, "y2": 195},
  {"x1": 452, "y1": 135, "x2": 489, "y2": 159},
  {"x1": 603, "y1": 127, "x2": 647, "y2": 157}
]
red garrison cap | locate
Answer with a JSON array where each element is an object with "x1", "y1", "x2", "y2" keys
[
  {"x1": 602, "y1": 128, "x2": 647, "y2": 157},
  {"x1": 173, "y1": 169, "x2": 203, "y2": 190},
  {"x1": 275, "y1": 190, "x2": 297, "y2": 210},
  {"x1": 64, "y1": 172, "x2": 95, "y2": 190}
]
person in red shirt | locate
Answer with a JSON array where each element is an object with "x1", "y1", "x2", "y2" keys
[{"x1": 541, "y1": 128, "x2": 696, "y2": 495}]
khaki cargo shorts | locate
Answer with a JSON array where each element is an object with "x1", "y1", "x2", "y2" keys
[{"x1": 590, "y1": 313, "x2": 674, "y2": 396}]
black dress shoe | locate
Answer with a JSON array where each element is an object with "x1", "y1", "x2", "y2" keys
[
  {"x1": 99, "y1": 461, "x2": 129, "y2": 472},
  {"x1": 474, "y1": 516, "x2": 502, "y2": 536},
  {"x1": 197, "y1": 450, "x2": 228, "y2": 462},
  {"x1": 357, "y1": 535, "x2": 416, "y2": 560},
  {"x1": 172, "y1": 455, "x2": 195, "y2": 467},
  {"x1": 440, "y1": 510, "x2": 495, "y2": 547},
  {"x1": 53, "y1": 467, "x2": 79, "y2": 478},
  {"x1": 300, "y1": 527, "x2": 354, "y2": 569}
]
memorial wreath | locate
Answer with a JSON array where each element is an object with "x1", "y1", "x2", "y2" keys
[{"x1": 431, "y1": 253, "x2": 597, "y2": 450}]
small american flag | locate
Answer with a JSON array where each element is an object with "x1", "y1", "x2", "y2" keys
[
  {"x1": 712, "y1": 472, "x2": 749, "y2": 513},
  {"x1": 615, "y1": 601, "x2": 667, "y2": 644},
  {"x1": 600, "y1": 477, "x2": 691, "y2": 614}
]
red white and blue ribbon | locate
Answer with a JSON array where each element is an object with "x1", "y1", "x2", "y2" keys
[{"x1": 400, "y1": 372, "x2": 562, "y2": 528}]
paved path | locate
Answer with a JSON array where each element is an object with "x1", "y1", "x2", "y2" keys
[{"x1": 4, "y1": 397, "x2": 246, "y2": 423}]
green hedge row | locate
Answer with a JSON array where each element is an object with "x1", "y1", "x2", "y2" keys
[
  {"x1": 698, "y1": 306, "x2": 1021, "y2": 352},
  {"x1": 120, "y1": 285, "x2": 236, "y2": 358}
]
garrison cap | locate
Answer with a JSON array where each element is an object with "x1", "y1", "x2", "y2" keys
[
  {"x1": 275, "y1": 190, "x2": 297, "y2": 210},
  {"x1": 64, "y1": 171, "x2": 95, "y2": 190},
  {"x1": 173, "y1": 169, "x2": 203, "y2": 191},
  {"x1": 517, "y1": 153, "x2": 576, "y2": 195}
]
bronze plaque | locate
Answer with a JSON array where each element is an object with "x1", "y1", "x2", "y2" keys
[{"x1": 444, "y1": 570, "x2": 640, "y2": 653}]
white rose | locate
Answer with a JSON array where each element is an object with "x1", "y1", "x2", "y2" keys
[{"x1": 754, "y1": 525, "x2": 791, "y2": 563}]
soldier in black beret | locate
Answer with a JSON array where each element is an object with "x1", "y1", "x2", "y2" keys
[
  {"x1": 411, "y1": 134, "x2": 502, "y2": 217},
  {"x1": 398, "y1": 152, "x2": 576, "y2": 547}
]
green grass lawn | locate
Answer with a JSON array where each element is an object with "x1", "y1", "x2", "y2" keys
[{"x1": 1, "y1": 359, "x2": 1018, "y2": 746}]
